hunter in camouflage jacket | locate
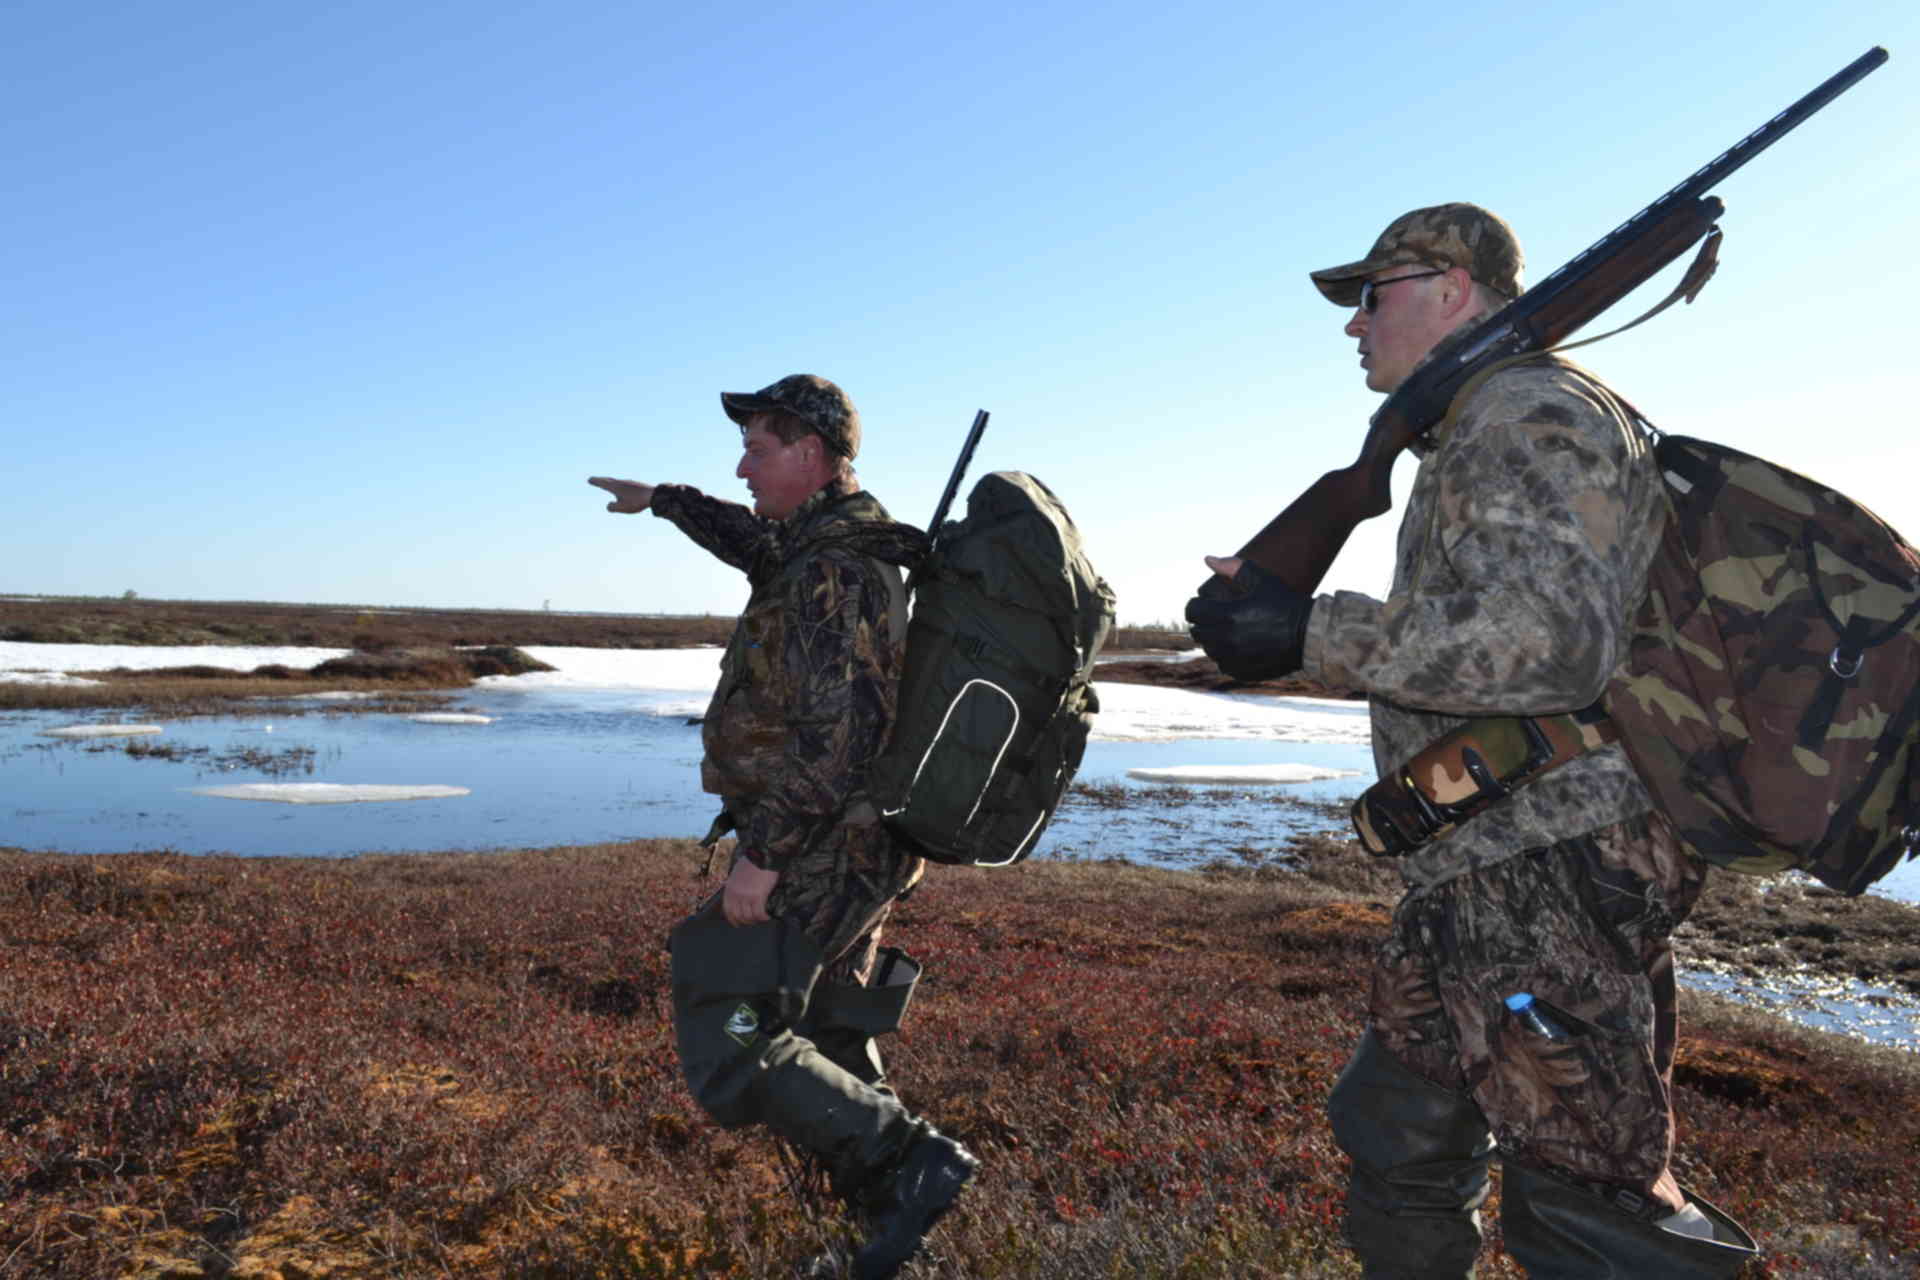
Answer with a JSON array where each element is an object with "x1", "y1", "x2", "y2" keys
[
  {"x1": 652, "y1": 475, "x2": 929, "y2": 970},
  {"x1": 1302, "y1": 355, "x2": 1668, "y2": 896}
]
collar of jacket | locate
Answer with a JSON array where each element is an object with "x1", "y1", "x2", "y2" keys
[{"x1": 750, "y1": 479, "x2": 930, "y2": 586}]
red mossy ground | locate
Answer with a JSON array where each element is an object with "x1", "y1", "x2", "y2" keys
[{"x1": 3, "y1": 842, "x2": 1916, "y2": 1277}]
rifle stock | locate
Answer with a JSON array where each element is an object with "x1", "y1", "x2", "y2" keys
[{"x1": 1235, "y1": 46, "x2": 1887, "y2": 593}]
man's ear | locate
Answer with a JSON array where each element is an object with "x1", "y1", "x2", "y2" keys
[{"x1": 1440, "y1": 266, "x2": 1477, "y2": 319}]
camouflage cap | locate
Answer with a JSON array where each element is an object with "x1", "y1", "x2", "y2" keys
[
  {"x1": 720, "y1": 373, "x2": 861, "y2": 460},
  {"x1": 1309, "y1": 203, "x2": 1525, "y2": 308}
]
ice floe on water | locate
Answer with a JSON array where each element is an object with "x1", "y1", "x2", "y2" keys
[
  {"x1": 477, "y1": 646, "x2": 724, "y2": 692},
  {"x1": 1127, "y1": 763, "x2": 1363, "y2": 785},
  {"x1": 268, "y1": 690, "x2": 381, "y2": 702},
  {"x1": 191, "y1": 783, "x2": 471, "y2": 804},
  {"x1": 40, "y1": 724, "x2": 164, "y2": 739},
  {"x1": 408, "y1": 713, "x2": 494, "y2": 725},
  {"x1": 1089, "y1": 684, "x2": 1370, "y2": 744}
]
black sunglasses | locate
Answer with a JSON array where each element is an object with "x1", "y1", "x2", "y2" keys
[{"x1": 1359, "y1": 268, "x2": 1449, "y2": 313}]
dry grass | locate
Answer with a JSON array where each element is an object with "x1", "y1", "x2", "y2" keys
[
  {"x1": 1, "y1": 596, "x2": 736, "y2": 651},
  {"x1": 3, "y1": 840, "x2": 1916, "y2": 1278}
]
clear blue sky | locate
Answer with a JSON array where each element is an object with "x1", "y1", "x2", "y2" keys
[{"x1": 8, "y1": 1, "x2": 1915, "y2": 626}]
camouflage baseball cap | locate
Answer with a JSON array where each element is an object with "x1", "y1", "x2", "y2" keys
[
  {"x1": 720, "y1": 373, "x2": 861, "y2": 460},
  {"x1": 1310, "y1": 203, "x2": 1525, "y2": 307}
]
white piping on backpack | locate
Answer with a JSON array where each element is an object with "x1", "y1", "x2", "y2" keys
[{"x1": 882, "y1": 678, "x2": 1019, "y2": 831}]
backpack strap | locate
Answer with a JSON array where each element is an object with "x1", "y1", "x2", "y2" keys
[
  {"x1": 1351, "y1": 705, "x2": 1619, "y2": 857},
  {"x1": 1423, "y1": 229, "x2": 1720, "y2": 453}
]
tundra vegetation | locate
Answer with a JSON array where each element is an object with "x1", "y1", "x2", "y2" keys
[{"x1": 3, "y1": 840, "x2": 1918, "y2": 1278}]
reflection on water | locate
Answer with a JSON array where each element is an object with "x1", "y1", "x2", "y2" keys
[
  {"x1": 1681, "y1": 965, "x2": 1920, "y2": 1051},
  {"x1": 1, "y1": 685, "x2": 1370, "y2": 861},
  {"x1": 1, "y1": 686, "x2": 712, "y2": 857}
]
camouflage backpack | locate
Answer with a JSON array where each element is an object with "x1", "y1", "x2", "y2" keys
[
  {"x1": 1604, "y1": 434, "x2": 1920, "y2": 894},
  {"x1": 869, "y1": 471, "x2": 1115, "y2": 867}
]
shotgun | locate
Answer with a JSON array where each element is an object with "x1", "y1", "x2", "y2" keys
[
  {"x1": 926, "y1": 409, "x2": 990, "y2": 556},
  {"x1": 1234, "y1": 45, "x2": 1888, "y2": 594}
]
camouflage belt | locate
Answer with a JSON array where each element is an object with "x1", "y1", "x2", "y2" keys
[{"x1": 1352, "y1": 705, "x2": 1619, "y2": 857}]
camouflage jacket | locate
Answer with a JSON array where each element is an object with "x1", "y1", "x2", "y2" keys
[
  {"x1": 1301, "y1": 356, "x2": 1667, "y2": 895},
  {"x1": 651, "y1": 478, "x2": 927, "y2": 873}
]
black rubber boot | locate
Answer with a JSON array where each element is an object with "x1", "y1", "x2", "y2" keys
[
  {"x1": 851, "y1": 1128, "x2": 978, "y2": 1279},
  {"x1": 749, "y1": 1034, "x2": 920, "y2": 1196},
  {"x1": 1500, "y1": 1163, "x2": 1759, "y2": 1279},
  {"x1": 1327, "y1": 1029, "x2": 1496, "y2": 1279}
]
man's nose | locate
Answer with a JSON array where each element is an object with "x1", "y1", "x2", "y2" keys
[{"x1": 1344, "y1": 307, "x2": 1368, "y2": 339}]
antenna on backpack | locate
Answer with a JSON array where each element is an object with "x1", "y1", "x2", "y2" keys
[{"x1": 924, "y1": 410, "x2": 990, "y2": 558}]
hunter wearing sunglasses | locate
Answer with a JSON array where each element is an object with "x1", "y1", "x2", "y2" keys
[{"x1": 1187, "y1": 204, "x2": 1758, "y2": 1277}]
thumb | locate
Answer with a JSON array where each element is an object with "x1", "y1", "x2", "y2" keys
[{"x1": 1204, "y1": 555, "x2": 1243, "y2": 579}]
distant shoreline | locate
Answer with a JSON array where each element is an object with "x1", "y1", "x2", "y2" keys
[{"x1": 1, "y1": 593, "x2": 1191, "y2": 655}]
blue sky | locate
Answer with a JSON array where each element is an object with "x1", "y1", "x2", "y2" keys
[{"x1": 8, "y1": 1, "x2": 1915, "y2": 626}]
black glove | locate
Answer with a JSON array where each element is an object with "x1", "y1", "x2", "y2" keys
[{"x1": 1184, "y1": 560, "x2": 1314, "y2": 682}]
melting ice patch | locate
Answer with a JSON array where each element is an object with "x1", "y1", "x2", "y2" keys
[
  {"x1": 1127, "y1": 763, "x2": 1362, "y2": 785},
  {"x1": 40, "y1": 724, "x2": 163, "y2": 739},
  {"x1": 476, "y1": 646, "x2": 723, "y2": 692},
  {"x1": 192, "y1": 783, "x2": 471, "y2": 804},
  {"x1": 1090, "y1": 682, "x2": 1370, "y2": 745},
  {"x1": 0, "y1": 641, "x2": 347, "y2": 677}
]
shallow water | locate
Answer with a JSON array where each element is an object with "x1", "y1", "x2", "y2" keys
[{"x1": 0, "y1": 682, "x2": 1370, "y2": 859}]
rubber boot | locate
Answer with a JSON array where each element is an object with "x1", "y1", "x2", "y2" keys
[
  {"x1": 1500, "y1": 1163, "x2": 1759, "y2": 1279},
  {"x1": 1327, "y1": 1029, "x2": 1496, "y2": 1279},
  {"x1": 749, "y1": 1030, "x2": 921, "y2": 1198},
  {"x1": 797, "y1": 947, "x2": 921, "y2": 1095},
  {"x1": 853, "y1": 1127, "x2": 977, "y2": 1280}
]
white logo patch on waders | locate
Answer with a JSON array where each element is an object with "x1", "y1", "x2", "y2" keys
[{"x1": 723, "y1": 1001, "x2": 762, "y2": 1047}]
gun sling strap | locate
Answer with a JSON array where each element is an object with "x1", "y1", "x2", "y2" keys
[{"x1": 1352, "y1": 704, "x2": 1619, "y2": 858}]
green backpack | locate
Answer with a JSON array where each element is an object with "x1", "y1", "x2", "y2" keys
[
  {"x1": 869, "y1": 471, "x2": 1116, "y2": 867},
  {"x1": 1604, "y1": 434, "x2": 1920, "y2": 894}
]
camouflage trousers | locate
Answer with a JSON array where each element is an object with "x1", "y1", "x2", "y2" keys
[{"x1": 1356, "y1": 811, "x2": 1705, "y2": 1205}]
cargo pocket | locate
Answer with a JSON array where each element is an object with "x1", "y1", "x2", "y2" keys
[{"x1": 1481, "y1": 968, "x2": 1671, "y2": 1186}]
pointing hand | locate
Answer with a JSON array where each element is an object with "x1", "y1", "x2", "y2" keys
[{"x1": 588, "y1": 476, "x2": 654, "y2": 514}]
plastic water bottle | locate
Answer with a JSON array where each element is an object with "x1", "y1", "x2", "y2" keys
[{"x1": 1505, "y1": 992, "x2": 1570, "y2": 1042}]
